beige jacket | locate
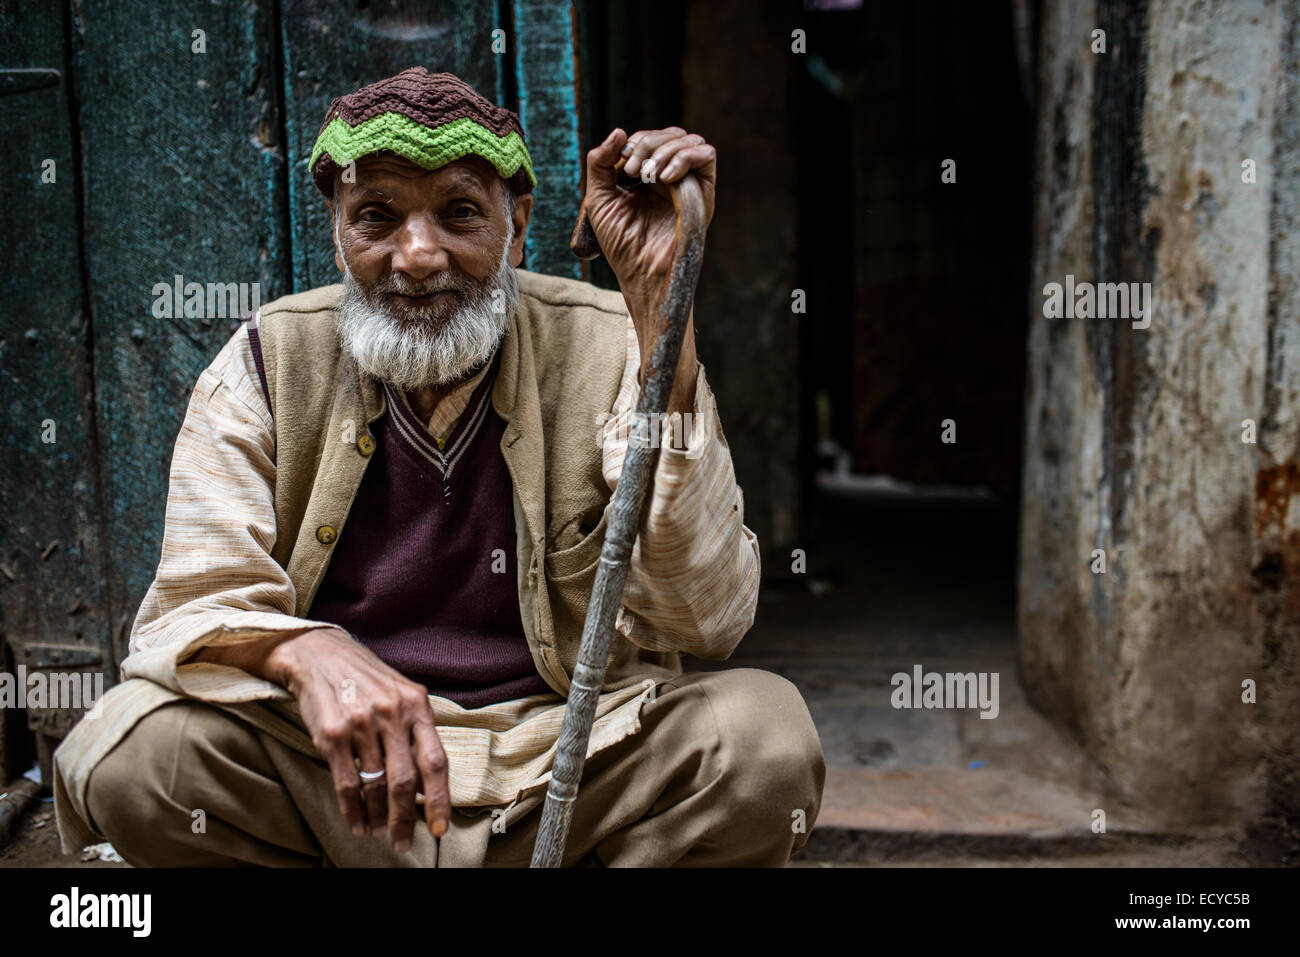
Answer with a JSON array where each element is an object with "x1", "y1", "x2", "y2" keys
[{"x1": 53, "y1": 269, "x2": 760, "y2": 852}]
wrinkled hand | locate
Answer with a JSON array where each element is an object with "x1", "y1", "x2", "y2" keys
[
  {"x1": 583, "y1": 127, "x2": 715, "y2": 412},
  {"x1": 265, "y1": 628, "x2": 451, "y2": 854}
]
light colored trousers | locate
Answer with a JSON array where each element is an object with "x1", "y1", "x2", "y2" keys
[{"x1": 82, "y1": 668, "x2": 825, "y2": 867}]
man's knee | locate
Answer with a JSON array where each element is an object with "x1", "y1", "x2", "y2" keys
[
  {"x1": 691, "y1": 668, "x2": 826, "y2": 848},
  {"x1": 83, "y1": 700, "x2": 259, "y2": 864}
]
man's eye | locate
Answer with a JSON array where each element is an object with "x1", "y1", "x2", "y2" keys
[
  {"x1": 359, "y1": 209, "x2": 388, "y2": 223},
  {"x1": 451, "y1": 205, "x2": 478, "y2": 218}
]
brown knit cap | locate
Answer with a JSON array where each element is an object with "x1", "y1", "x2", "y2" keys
[{"x1": 309, "y1": 67, "x2": 536, "y2": 199}]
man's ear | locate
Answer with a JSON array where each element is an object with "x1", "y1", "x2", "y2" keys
[{"x1": 510, "y1": 193, "x2": 533, "y2": 268}]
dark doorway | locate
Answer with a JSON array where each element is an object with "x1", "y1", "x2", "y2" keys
[
  {"x1": 797, "y1": 2, "x2": 1033, "y2": 499},
  {"x1": 794, "y1": 2, "x2": 1033, "y2": 626},
  {"x1": 574, "y1": 1, "x2": 1036, "y2": 788}
]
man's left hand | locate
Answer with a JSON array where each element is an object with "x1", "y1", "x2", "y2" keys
[{"x1": 582, "y1": 127, "x2": 716, "y2": 415}]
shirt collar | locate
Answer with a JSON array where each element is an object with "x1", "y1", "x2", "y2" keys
[{"x1": 387, "y1": 346, "x2": 500, "y2": 446}]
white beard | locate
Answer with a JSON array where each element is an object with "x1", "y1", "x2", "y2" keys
[{"x1": 334, "y1": 235, "x2": 518, "y2": 390}]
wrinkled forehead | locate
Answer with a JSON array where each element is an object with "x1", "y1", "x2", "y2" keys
[{"x1": 338, "y1": 152, "x2": 502, "y2": 202}]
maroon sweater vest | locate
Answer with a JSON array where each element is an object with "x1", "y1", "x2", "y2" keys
[{"x1": 249, "y1": 328, "x2": 550, "y2": 709}]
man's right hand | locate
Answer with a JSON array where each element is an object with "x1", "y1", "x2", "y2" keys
[{"x1": 193, "y1": 627, "x2": 450, "y2": 853}]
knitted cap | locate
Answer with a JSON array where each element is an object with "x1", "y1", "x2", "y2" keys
[{"x1": 308, "y1": 67, "x2": 536, "y2": 199}]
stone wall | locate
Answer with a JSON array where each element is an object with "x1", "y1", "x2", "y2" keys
[{"x1": 1020, "y1": 0, "x2": 1299, "y2": 838}]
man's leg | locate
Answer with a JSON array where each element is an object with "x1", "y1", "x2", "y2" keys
[
  {"x1": 81, "y1": 698, "x2": 491, "y2": 867},
  {"x1": 487, "y1": 668, "x2": 826, "y2": 867},
  {"x1": 84, "y1": 700, "x2": 323, "y2": 866}
]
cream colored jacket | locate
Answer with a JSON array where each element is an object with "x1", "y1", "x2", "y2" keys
[{"x1": 53, "y1": 269, "x2": 759, "y2": 851}]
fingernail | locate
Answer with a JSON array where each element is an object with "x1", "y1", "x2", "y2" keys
[
  {"x1": 394, "y1": 838, "x2": 411, "y2": 853},
  {"x1": 352, "y1": 823, "x2": 365, "y2": 837},
  {"x1": 621, "y1": 141, "x2": 635, "y2": 156},
  {"x1": 431, "y1": 818, "x2": 448, "y2": 838},
  {"x1": 372, "y1": 825, "x2": 386, "y2": 838}
]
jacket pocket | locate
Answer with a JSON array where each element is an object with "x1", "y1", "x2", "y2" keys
[{"x1": 544, "y1": 505, "x2": 609, "y2": 582}]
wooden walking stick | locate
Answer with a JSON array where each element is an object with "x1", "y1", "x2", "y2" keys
[{"x1": 529, "y1": 160, "x2": 707, "y2": 867}]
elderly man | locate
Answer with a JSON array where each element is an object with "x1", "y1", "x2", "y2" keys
[{"x1": 53, "y1": 68, "x2": 823, "y2": 867}]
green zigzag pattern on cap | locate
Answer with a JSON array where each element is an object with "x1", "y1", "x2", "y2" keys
[{"x1": 310, "y1": 113, "x2": 537, "y2": 188}]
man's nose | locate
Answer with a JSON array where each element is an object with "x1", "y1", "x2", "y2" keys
[{"x1": 391, "y1": 217, "x2": 448, "y2": 279}]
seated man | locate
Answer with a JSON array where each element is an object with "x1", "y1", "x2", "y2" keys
[{"x1": 53, "y1": 67, "x2": 824, "y2": 867}]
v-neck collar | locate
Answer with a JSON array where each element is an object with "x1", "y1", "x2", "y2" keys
[{"x1": 381, "y1": 348, "x2": 501, "y2": 479}]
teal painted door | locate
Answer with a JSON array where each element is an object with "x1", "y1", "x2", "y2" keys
[{"x1": 0, "y1": 5, "x2": 112, "y2": 766}]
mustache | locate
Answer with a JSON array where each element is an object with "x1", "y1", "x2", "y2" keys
[{"x1": 370, "y1": 271, "x2": 470, "y2": 297}]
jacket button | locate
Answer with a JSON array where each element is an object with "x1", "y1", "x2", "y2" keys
[
  {"x1": 357, "y1": 434, "x2": 375, "y2": 456},
  {"x1": 316, "y1": 525, "x2": 338, "y2": 545}
]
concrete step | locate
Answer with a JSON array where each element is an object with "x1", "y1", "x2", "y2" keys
[{"x1": 796, "y1": 765, "x2": 1208, "y2": 864}]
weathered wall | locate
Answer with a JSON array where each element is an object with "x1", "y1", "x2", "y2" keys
[
  {"x1": 1021, "y1": 0, "x2": 1298, "y2": 834},
  {"x1": 71, "y1": 0, "x2": 293, "y2": 675},
  {"x1": 1256, "y1": 0, "x2": 1300, "y2": 850},
  {"x1": 0, "y1": 2, "x2": 112, "y2": 762}
]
